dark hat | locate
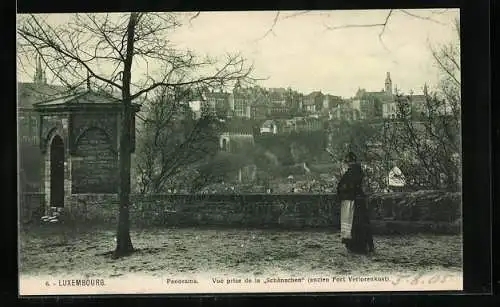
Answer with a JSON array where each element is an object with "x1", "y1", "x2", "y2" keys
[{"x1": 344, "y1": 151, "x2": 357, "y2": 163}]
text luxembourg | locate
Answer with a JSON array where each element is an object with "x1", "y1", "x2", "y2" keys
[{"x1": 58, "y1": 279, "x2": 105, "y2": 286}]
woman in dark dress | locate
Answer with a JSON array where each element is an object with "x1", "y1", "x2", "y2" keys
[{"x1": 337, "y1": 152, "x2": 375, "y2": 254}]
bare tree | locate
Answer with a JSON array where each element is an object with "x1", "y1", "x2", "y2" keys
[
  {"x1": 385, "y1": 19, "x2": 461, "y2": 191},
  {"x1": 134, "y1": 86, "x2": 225, "y2": 194},
  {"x1": 17, "y1": 12, "x2": 254, "y2": 257},
  {"x1": 327, "y1": 119, "x2": 387, "y2": 191},
  {"x1": 245, "y1": 9, "x2": 450, "y2": 51}
]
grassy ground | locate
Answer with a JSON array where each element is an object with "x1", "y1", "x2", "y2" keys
[{"x1": 19, "y1": 225, "x2": 462, "y2": 279}]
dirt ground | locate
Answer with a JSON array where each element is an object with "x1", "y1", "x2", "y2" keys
[{"x1": 19, "y1": 225, "x2": 462, "y2": 279}]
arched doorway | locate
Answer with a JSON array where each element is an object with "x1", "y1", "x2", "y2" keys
[
  {"x1": 50, "y1": 135, "x2": 65, "y2": 207},
  {"x1": 222, "y1": 138, "x2": 228, "y2": 151}
]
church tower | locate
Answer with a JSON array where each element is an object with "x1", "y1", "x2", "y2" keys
[
  {"x1": 384, "y1": 72, "x2": 392, "y2": 95},
  {"x1": 34, "y1": 55, "x2": 47, "y2": 85},
  {"x1": 233, "y1": 79, "x2": 242, "y2": 94}
]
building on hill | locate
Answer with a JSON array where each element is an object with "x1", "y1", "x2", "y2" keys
[
  {"x1": 201, "y1": 90, "x2": 231, "y2": 118},
  {"x1": 352, "y1": 72, "x2": 435, "y2": 120},
  {"x1": 219, "y1": 132, "x2": 255, "y2": 153},
  {"x1": 406, "y1": 84, "x2": 433, "y2": 118},
  {"x1": 251, "y1": 102, "x2": 270, "y2": 120},
  {"x1": 269, "y1": 102, "x2": 290, "y2": 118},
  {"x1": 258, "y1": 116, "x2": 325, "y2": 135},
  {"x1": 322, "y1": 94, "x2": 344, "y2": 111},
  {"x1": 350, "y1": 72, "x2": 396, "y2": 120},
  {"x1": 249, "y1": 89, "x2": 271, "y2": 120},
  {"x1": 330, "y1": 99, "x2": 358, "y2": 121},
  {"x1": 286, "y1": 91, "x2": 304, "y2": 116},
  {"x1": 260, "y1": 119, "x2": 278, "y2": 135},
  {"x1": 188, "y1": 100, "x2": 203, "y2": 119},
  {"x1": 354, "y1": 88, "x2": 387, "y2": 120},
  {"x1": 230, "y1": 81, "x2": 252, "y2": 118},
  {"x1": 304, "y1": 91, "x2": 324, "y2": 113},
  {"x1": 294, "y1": 116, "x2": 324, "y2": 133},
  {"x1": 224, "y1": 118, "x2": 257, "y2": 135},
  {"x1": 280, "y1": 118, "x2": 298, "y2": 134},
  {"x1": 391, "y1": 84, "x2": 452, "y2": 120},
  {"x1": 268, "y1": 88, "x2": 287, "y2": 105}
]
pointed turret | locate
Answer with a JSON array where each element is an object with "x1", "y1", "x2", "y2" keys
[
  {"x1": 385, "y1": 72, "x2": 392, "y2": 95},
  {"x1": 33, "y1": 55, "x2": 48, "y2": 85}
]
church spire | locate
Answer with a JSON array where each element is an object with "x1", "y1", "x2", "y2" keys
[
  {"x1": 385, "y1": 72, "x2": 392, "y2": 95},
  {"x1": 34, "y1": 55, "x2": 46, "y2": 85},
  {"x1": 423, "y1": 83, "x2": 428, "y2": 96}
]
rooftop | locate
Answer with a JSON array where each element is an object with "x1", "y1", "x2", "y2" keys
[
  {"x1": 33, "y1": 90, "x2": 140, "y2": 112},
  {"x1": 17, "y1": 82, "x2": 74, "y2": 109}
]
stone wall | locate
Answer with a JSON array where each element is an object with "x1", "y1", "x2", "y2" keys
[
  {"x1": 20, "y1": 191, "x2": 462, "y2": 234},
  {"x1": 71, "y1": 112, "x2": 119, "y2": 194},
  {"x1": 20, "y1": 192, "x2": 45, "y2": 224},
  {"x1": 71, "y1": 128, "x2": 118, "y2": 194}
]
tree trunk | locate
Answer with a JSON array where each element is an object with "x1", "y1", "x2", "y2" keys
[
  {"x1": 113, "y1": 12, "x2": 138, "y2": 258},
  {"x1": 114, "y1": 106, "x2": 134, "y2": 257}
]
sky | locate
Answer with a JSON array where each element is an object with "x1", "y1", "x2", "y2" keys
[{"x1": 17, "y1": 9, "x2": 459, "y2": 98}]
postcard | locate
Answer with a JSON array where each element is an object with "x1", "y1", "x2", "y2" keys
[{"x1": 17, "y1": 9, "x2": 462, "y2": 295}]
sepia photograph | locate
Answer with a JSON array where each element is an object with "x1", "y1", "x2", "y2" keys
[{"x1": 17, "y1": 9, "x2": 463, "y2": 295}]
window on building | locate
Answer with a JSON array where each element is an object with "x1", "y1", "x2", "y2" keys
[
  {"x1": 21, "y1": 117, "x2": 30, "y2": 132},
  {"x1": 223, "y1": 138, "x2": 230, "y2": 151},
  {"x1": 28, "y1": 116, "x2": 37, "y2": 134}
]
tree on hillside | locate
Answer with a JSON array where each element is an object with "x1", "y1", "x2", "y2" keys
[
  {"x1": 326, "y1": 119, "x2": 387, "y2": 191},
  {"x1": 386, "y1": 19, "x2": 461, "y2": 191},
  {"x1": 134, "y1": 86, "x2": 224, "y2": 194},
  {"x1": 17, "y1": 13, "x2": 254, "y2": 257},
  {"x1": 186, "y1": 150, "x2": 256, "y2": 192}
]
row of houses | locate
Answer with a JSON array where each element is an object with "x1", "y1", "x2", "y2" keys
[
  {"x1": 190, "y1": 81, "x2": 345, "y2": 120},
  {"x1": 260, "y1": 116, "x2": 325, "y2": 135},
  {"x1": 190, "y1": 72, "x2": 449, "y2": 123}
]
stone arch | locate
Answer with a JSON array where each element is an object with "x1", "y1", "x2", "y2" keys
[
  {"x1": 74, "y1": 127, "x2": 116, "y2": 155},
  {"x1": 43, "y1": 129, "x2": 68, "y2": 212},
  {"x1": 220, "y1": 135, "x2": 230, "y2": 152},
  {"x1": 42, "y1": 126, "x2": 65, "y2": 154},
  {"x1": 49, "y1": 135, "x2": 65, "y2": 207},
  {"x1": 72, "y1": 126, "x2": 118, "y2": 193}
]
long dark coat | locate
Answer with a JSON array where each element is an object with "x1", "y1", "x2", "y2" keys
[{"x1": 336, "y1": 162, "x2": 374, "y2": 254}]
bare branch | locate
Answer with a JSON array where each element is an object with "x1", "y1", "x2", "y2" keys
[
  {"x1": 188, "y1": 12, "x2": 201, "y2": 27},
  {"x1": 18, "y1": 16, "x2": 124, "y2": 90},
  {"x1": 430, "y1": 45, "x2": 461, "y2": 86},
  {"x1": 378, "y1": 10, "x2": 394, "y2": 52},
  {"x1": 400, "y1": 10, "x2": 446, "y2": 25},
  {"x1": 256, "y1": 12, "x2": 280, "y2": 42},
  {"x1": 323, "y1": 21, "x2": 387, "y2": 31},
  {"x1": 280, "y1": 10, "x2": 311, "y2": 20}
]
